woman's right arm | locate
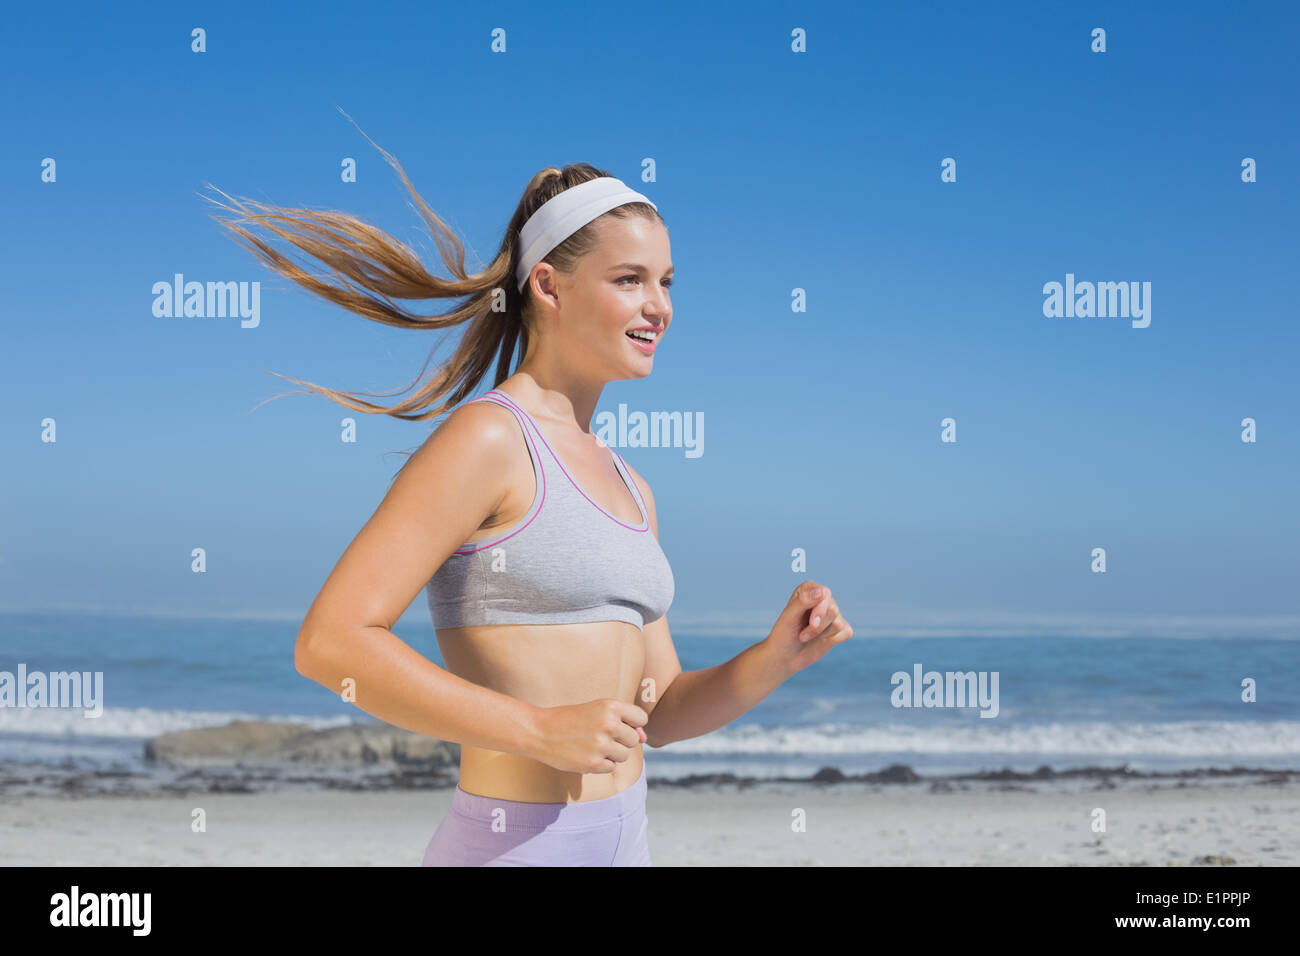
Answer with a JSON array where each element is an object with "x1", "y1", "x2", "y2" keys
[{"x1": 293, "y1": 401, "x2": 542, "y2": 758}]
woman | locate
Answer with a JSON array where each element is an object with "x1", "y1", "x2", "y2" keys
[{"x1": 206, "y1": 150, "x2": 854, "y2": 866}]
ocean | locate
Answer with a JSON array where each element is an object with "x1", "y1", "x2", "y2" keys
[{"x1": 1, "y1": 611, "x2": 1296, "y2": 791}]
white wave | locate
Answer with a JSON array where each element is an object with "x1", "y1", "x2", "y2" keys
[
  {"x1": 0, "y1": 705, "x2": 357, "y2": 739},
  {"x1": 663, "y1": 720, "x2": 1300, "y2": 758},
  {"x1": 3, "y1": 708, "x2": 1297, "y2": 761}
]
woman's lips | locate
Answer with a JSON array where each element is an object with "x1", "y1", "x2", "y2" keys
[{"x1": 626, "y1": 332, "x2": 657, "y2": 354}]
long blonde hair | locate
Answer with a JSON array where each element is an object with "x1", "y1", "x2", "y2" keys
[{"x1": 201, "y1": 131, "x2": 660, "y2": 424}]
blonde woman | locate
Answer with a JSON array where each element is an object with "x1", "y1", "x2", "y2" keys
[{"x1": 207, "y1": 153, "x2": 853, "y2": 866}]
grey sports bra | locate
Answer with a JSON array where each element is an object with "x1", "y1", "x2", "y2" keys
[{"x1": 425, "y1": 389, "x2": 674, "y2": 629}]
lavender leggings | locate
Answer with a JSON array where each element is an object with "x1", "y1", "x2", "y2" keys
[{"x1": 421, "y1": 762, "x2": 650, "y2": 866}]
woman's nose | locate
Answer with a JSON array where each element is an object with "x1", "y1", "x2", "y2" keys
[{"x1": 647, "y1": 289, "x2": 670, "y2": 318}]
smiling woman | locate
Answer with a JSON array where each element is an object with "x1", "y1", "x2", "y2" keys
[
  {"x1": 201, "y1": 134, "x2": 852, "y2": 867},
  {"x1": 200, "y1": 147, "x2": 674, "y2": 866}
]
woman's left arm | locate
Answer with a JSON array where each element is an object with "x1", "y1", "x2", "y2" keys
[{"x1": 625, "y1": 466, "x2": 853, "y2": 749}]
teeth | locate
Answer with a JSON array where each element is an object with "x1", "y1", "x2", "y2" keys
[{"x1": 628, "y1": 330, "x2": 657, "y2": 341}]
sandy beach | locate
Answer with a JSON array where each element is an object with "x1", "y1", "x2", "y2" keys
[{"x1": 3, "y1": 777, "x2": 1295, "y2": 866}]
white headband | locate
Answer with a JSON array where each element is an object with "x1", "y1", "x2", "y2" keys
[{"x1": 515, "y1": 176, "x2": 657, "y2": 292}]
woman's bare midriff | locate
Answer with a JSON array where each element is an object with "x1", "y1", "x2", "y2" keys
[
  {"x1": 435, "y1": 620, "x2": 645, "y2": 803},
  {"x1": 433, "y1": 389, "x2": 650, "y2": 804}
]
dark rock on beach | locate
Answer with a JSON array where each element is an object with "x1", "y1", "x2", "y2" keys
[
  {"x1": 144, "y1": 721, "x2": 309, "y2": 766},
  {"x1": 872, "y1": 763, "x2": 921, "y2": 784},
  {"x1": 811, "y1": 766, "x2": 846, "y2": 783}
]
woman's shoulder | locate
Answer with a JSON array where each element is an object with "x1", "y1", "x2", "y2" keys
[{"x1": 409, "y1": 396, "x2": 525, "y2": 473}]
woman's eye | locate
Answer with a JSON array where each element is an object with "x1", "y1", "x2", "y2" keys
[{"x1": 618, "y1": 276, "x2": 673, "y2": 287}]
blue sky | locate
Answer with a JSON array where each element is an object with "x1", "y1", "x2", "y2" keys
[{"x1": 2, "y1": 0, "x2": 1297, "y2": 638}]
